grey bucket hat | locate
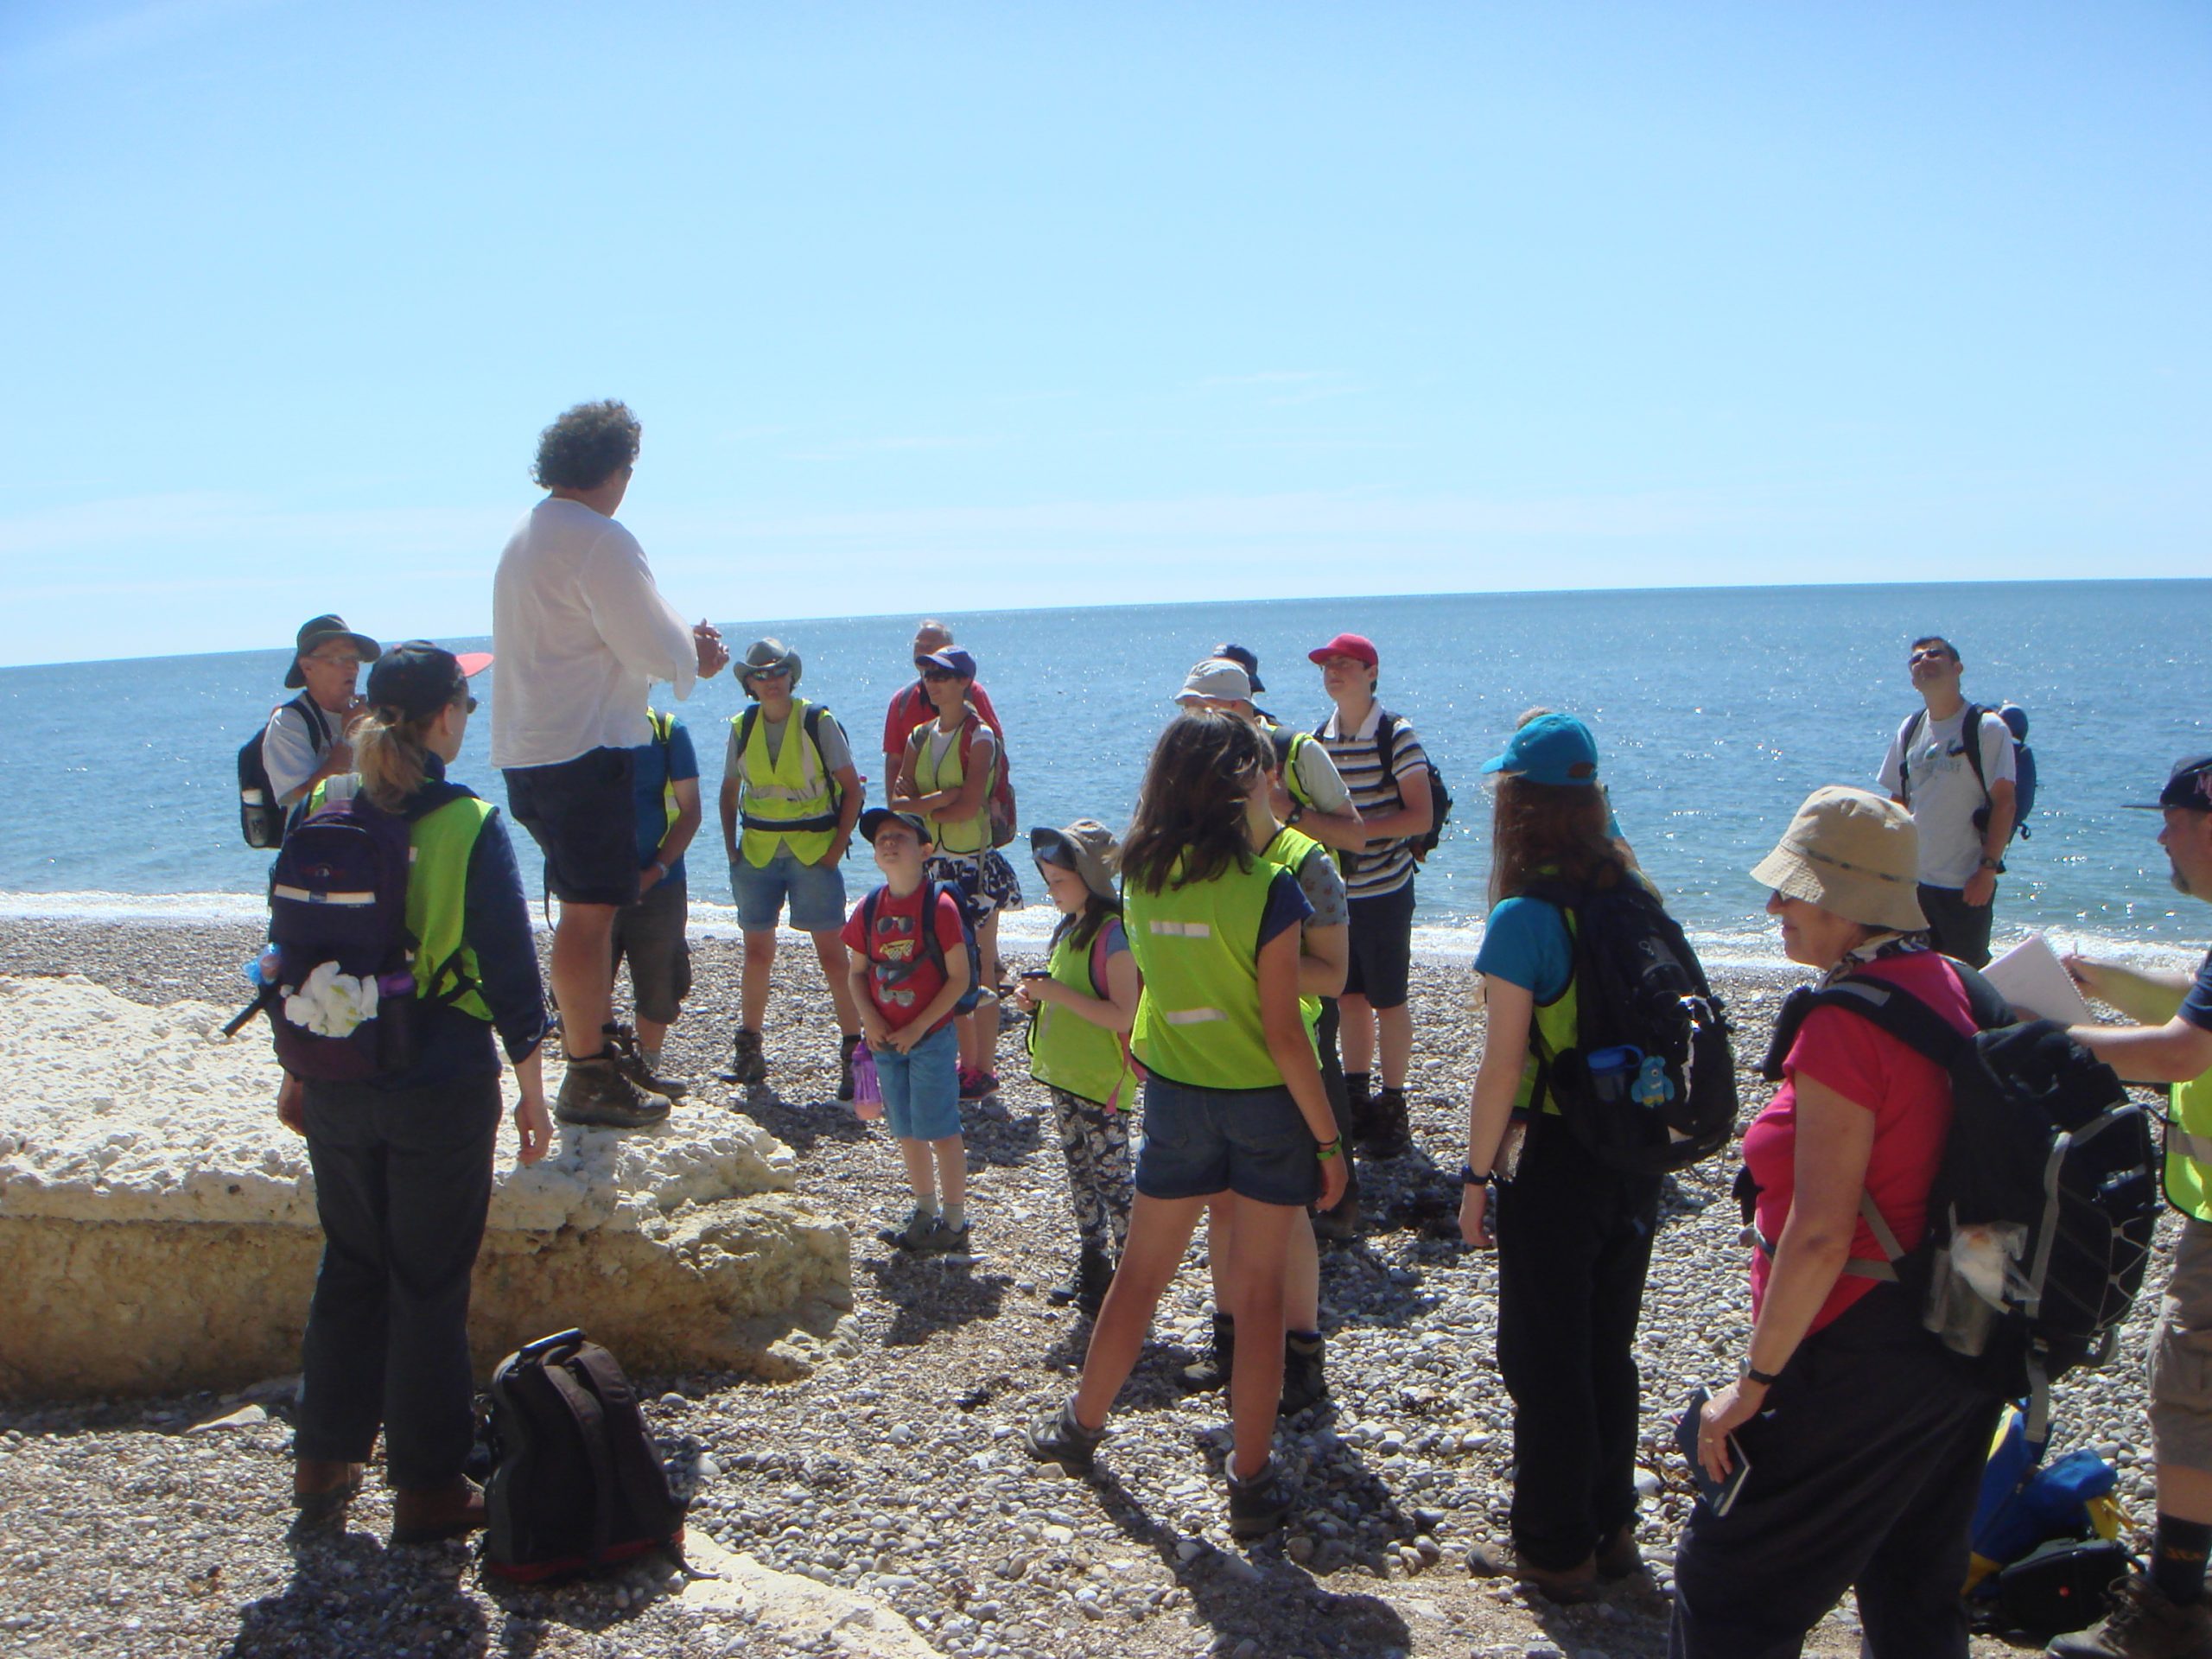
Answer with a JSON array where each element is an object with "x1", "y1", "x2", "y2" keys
[{"x1": 1030, "y1": 819, "x2": 1121, "y2": 905}]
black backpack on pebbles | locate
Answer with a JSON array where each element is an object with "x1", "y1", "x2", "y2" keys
[
  {"x1": 482, "y1": 1329, "x2": 685, "y2": 1583},
  {"x1": 1519, "y1": 875, "x2": 1740, "y2": 1175},
  {"x1": 1755, "y1": 964, "x2": 2157, "y2": 1438}
]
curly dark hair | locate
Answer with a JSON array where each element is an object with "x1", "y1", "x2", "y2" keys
[
  {"x1": 1488, "y1": 775, "x2": 1623, "y2": 905},
  {"x1": 1121, "y1": 712, "x2": 1268, "y2": 895},
  {"x1": 533, "y1": 400, "x2": 642, "y2": 491}
]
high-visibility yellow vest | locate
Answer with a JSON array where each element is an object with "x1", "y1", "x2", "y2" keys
[
  {"x1": 2166, "y1": 1070, "x2": 2212, "y2": 1221},
  {"x1": 737, "y1": 699, "x2": 839, "y2": 868},
  {"x1": 1027, "y1": 921, "x2": 1140, "y2": 1109},
  {"x1": 306, "y1": 780, "x2": 493, "y2": 1019},
  {"x1": 911, "y1": 711, "x2": 994, "y2": 856},
  {"x1": 1127, "y1": 855, "x2": 1281, "y2": 1091}
]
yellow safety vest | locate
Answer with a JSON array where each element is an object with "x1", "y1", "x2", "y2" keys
[
  {"x1": 911, "y1": 711, "x2": 995, "y2": 856},
  {"x1": 305, "y1": 780, "x2": 493, "y2": 1019},
  {"x1": 737, "y1": 699, "x2": 840, "y2": 868},
  {"x1": 1127, "y1": 855, "x2": 1282, "y2": 1091},
  {"x1": 1027, "y1": 921, "x2": 1141, "y2": 1109},
  {"x1": 2167, "y1": 1071, "x2": 2212, "y2": 1221},
  {"x1": 645, "y1": 709, "x2": 681, "y2": 851}
]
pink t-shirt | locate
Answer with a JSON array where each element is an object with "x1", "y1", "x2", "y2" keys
[{"x1": 1741, "y1": 951, "x2": 1978, "y2": 1333}]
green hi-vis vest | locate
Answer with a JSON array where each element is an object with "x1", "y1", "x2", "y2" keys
[
  {"x1": 645, "y1": 709, "x2": 681, "y2": 849},
  {"x1": 1127, "y1": 855, "x2": 1281, "y2": 1091},
  {"x1": 738, "y1": 698, "x2": 838, "y2": 868},
  {"x1": 1256, "y1": 823, "x2": 1328, "y2": 1036},
  {"x1": 306, "y1": 782, "x2": 494, "y2": 1020},
  {"x1": 1027, "y1": 923, "x2": 1140, "y2": 1110},
  {"x1": 912, "y1": 711, "x2": 995, "y2": 855},
  {"x1": 1515, "y1": 905, "x2": 1580, "y2": 1118},
  {"x1": 2166, "y1": 1070, "x2": 2212, "y2": 1221}
]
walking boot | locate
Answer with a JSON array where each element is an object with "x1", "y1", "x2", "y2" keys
[
  {"x1": 1176, "y1": 1312, "x2": 1235, "y2": 1393},
  {"x1": 1226, "y1": 1457, "x2": 1294, "y2": 1540},
  {"x1": 1344, "y1": 1071, "x2": 1375, "y2": 1143},
  {"x1": 1024, "y1": 1399, "x2": 1106, "y2": 1477},
  {"x1": 603, "y1": 1022, "x2": 688, "y2": 1099},
  {"x1": 291, "y1": 1459, "x2": 365, "y2": 1529},
  {"x1": 836, "y1": 1033, "x2": 861, "y2": 1102},
  {"x1": 725, "y1": 1027, "x2": 768, "y2": 1087},
  {"x1": 2048, "y1": 1572, "x2": 2212, "y2": 1657},
  {"x1": 1281, "y1": 1332, "x2": 1328, "y2": 1416},
  {"x1": 1047, "y1": 1245, "x2": 1116, "y2": 1315},
  {"x1": 555, "y1": 1052, "x2": 672, "y2": 1128},
  {"x1": 391, "y1": 1475, "x2": 486, "y2": 1546},
  {"x1": 1359, "y1": 1085, "x2": 1413, "y2": 1157}
]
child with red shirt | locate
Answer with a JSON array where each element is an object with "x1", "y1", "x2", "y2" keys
[{"x1": 843, "y1": 809, "x2": 974, "y2": 1253}]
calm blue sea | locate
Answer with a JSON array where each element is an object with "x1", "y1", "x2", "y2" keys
[{"x1": 4, "y1": 582, "x2": 2207, "y2": 965}]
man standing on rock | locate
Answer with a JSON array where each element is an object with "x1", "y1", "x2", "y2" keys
[
  {"x1": 493, "y1": 399, "x2": 729, "y2": 1128},
  {"x1": 2050, "y1": 754, "x2": 2212, "y2": 1658}
]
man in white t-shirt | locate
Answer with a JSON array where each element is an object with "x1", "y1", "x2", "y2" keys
[
  {"x1": 493, "y1": 399, "x2": 731, "y2": 1128},
  {"x1": 262, "y1": 613, "x2": 379, "y2": 811},
  {"x1": 1877, "y1": 633, "x2": 2017, "y2": 968}
]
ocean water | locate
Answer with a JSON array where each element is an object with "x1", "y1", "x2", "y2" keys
[{"x1": 4, "y1": 582, "x2": 2207, "y2": 967}]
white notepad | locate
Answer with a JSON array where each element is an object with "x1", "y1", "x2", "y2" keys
[{"x1": 1982, "y1": 931, "x2": 2094, "y2": 1026}]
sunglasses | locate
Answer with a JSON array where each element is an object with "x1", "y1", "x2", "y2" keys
[
  {"x1": 1909, "y1": 649, "x2": 1955, "y2": 664},
  {"x1": 920, "y1": 667, "x2": 958, "y2": 682}
]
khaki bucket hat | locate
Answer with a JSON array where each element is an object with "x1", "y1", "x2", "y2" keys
[
  {"x1": 1030, "y1": 819, "x2": 1121, "y2": 905},
  {"x1": 1751, "y1": 785, "x2": 1928, "y2": 933}
]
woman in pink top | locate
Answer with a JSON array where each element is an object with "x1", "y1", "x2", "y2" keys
[{"x1": 1670, "y1": 785, "x2": 2005, "y2": 1659}]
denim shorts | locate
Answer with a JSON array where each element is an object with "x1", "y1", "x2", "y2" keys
[
  {"x1": 731, "y1": 843, "x2": 849, "y2": 933},
  {"x1": 875, "y1": 1021, "x2": 961, "y2": 1142},
  {"x1": 1134, "y1": 1073, "x2": 1320, "y2": 1207},
  {"x1": 504, "y1": 747, "x2": 639, "y2": 907}
]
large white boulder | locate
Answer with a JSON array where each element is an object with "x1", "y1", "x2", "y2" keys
[{"x1": 0, "y1": 976, "x2": 854, "y2": 1401}]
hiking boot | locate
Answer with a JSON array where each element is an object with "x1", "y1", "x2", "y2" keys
[
  {"x1": 1024, "y1": 1400, "x2": 1105, "y2": 1476},
  {"x1": 1047, "y1": 1245, "x2": 1116, "y2": 1316},
  {"x1": 1281, "y1": 1332, "x2": 1327, "y2": 1416},
  {"x1": 836, "y1": 1033, "x2": 862, "y2": 1102},
  {"x1": 1177, "y1": 1312, "x2": 1236, "y2": 1393},
  {"x1": 292, "y1": 1459, "x2": 365, "y2": 1529},
  {"x1": 555, "y1": 1053, "x2": 672, "y2": 1128},
  {"x1": 1467, "y1": 1541, "x2": 1601, "y2": 1605},
  {"x1": 1358, "y1": 1086, "x2": 1413, "y2": 1157},
  {"x1": 880, "y1": 1205, "x2": 943, "y2": 1252},
  {"x1": 1594, "y1": 1523, "x2": 1648, "y2": 1581},
  {"x1": 1226, "y1": 1457, "x2": 1294, "y2": 1540},
  {"x1": 726, "y1": 1027, "x2": 768, "y2": 1088},
  {"x1": 1344, "y1": 1071, "x2": 1375, "y2": 1142},
  {"x1": 390, "y1": 1475, "x2": 486, "y2": 1546},
  {"x1": 1310, "y1": 1192, "x2": 1360, "y2": 1243},
  {"x1": 957, "y1": 1065, "x2": 999, "y2": 1103},
  {"x1": 2048, "y1": 1573, "x2": 2212, "y2": 1658},
  {"x1": 603, "y1": 1022, "x2": 688, "y2": 1099}
]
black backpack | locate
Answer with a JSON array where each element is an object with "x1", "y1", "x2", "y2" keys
[
  {"x1": 483, "y1": 1329, "x2": 685, "y2": 1583},
  {"x1": 1375, "y1": 709, "x2": 1451, "y2": 861},
  {"x1": 1519, "y1": 876, "x2": 1739, "y2": 1175},
  {"x1": 1898, "y1": 701, "x2": 2037, "y2": 842},
  {"x1": 1758, "y1": 965, "x2": 2157, "y2": 1438},
  {"x1": 857, "y1": 879, "x2": 984, "y2": 1014},
  {"x1": 236, "y1": 695, "x2": 330, "y2": 849}
]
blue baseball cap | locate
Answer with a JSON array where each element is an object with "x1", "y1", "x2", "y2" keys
[
  {"x1": 1481, "y1": 713, "x2": 1599, "y2": 786},
  {"x1": 918, "y1": 646, "x2": 976, "y2": 679}
]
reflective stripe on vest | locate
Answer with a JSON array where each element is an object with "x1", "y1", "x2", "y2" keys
[
  {"x1": 912, "y1": 714, "x2": 994, "y2": 855},
  {"x1": 2168, "y1": 1071, "x2": 2212, "y2": 1222},
  {"x1": 1127, "y1": 855, "x2": 1280, "y2": 1091},
  {"x1": 1027, "y1": 923, "x2": 1140, "y2": 1110},
  {"x1": 738, "y1": 698, "x2": 837, "y2": 868}
]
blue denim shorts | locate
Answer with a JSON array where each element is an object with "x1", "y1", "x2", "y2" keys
[
  {"x1": 875, "y1": 1021, "x2": 962, "y2": 1142},
  {"x1": 731, "y1": 843, "x2": 849, "y2": 933},
  {"x1": 1134, "y1": 1073, "x2": 1320, "y2": 1207}
]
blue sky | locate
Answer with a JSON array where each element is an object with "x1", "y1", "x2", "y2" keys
[{"x1": 2, "y1": 0, "x2": 2205, "y2": 667}]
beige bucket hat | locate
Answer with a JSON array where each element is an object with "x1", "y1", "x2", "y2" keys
[
  {"x1": 1030, "y1": 819, "x2": 1121, "y2": 905},
  {"x1": 1751, "y1": 785, "x2": 1928, "y2": 932}
]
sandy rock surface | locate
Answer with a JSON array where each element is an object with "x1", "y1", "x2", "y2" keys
[{"x1": 0, "y1": 916, "x2": 2160, "y2": 1656}]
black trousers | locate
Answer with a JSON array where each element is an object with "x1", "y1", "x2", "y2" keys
[
  {"x1": 1315, "y1": 996, "x2": 1357, "y2": 1211},
  {"x1": 1492, "y1": 1113, "x2": 1662, "y2": 1570},
  {"x1": 1916, "y1": 882, "x2": 1994, "y2": 969},
  {"x1": 294, "y1": 1073, "x2": 500, "y2": 1489},
  {"x1": 1669, "y1": 1284, "x2": 2006, "y2": 1659}
]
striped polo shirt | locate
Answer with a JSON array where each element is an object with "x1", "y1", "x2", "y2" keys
[{"x1": 1316, "y1": 702, "x2": 1427, "y2": 899}]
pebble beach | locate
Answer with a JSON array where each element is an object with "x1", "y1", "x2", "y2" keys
[{"x1": 0, "y1": 915, "x2": 2172, "y2": 1659}]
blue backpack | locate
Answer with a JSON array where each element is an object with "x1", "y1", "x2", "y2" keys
[
  {"x1": 859, "y1": 880, "x2": 984, "y2": 1015},
  {"x1": 1899, "y1": 701, "x2": 2037, "y2": 842}
]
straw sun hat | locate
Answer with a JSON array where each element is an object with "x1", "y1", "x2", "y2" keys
[{"x1": 1750, "y1": 785, "x2": 1928, "y2": 933}]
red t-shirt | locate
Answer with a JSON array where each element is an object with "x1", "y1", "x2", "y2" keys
[
  {"x1": 1741, "y1": 951, "x2": 1978, "y2": 1333},
  {"x1": 840, "y1": 882, "x2": 969, "y2": 1033},
  {"x1": 881, "y1": 680, "x2": 1002, "y2": 760}
]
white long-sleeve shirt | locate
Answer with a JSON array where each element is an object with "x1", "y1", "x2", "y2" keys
[{"x1": 490, "y1": 498, "x2": 697, "y2": 769}]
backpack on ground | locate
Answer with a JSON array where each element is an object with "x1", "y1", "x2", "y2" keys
[
  {"x1": 860, "y1": 879, "x2": 984, "y2": 1014},
  {"x1": 248, "y1": 785, "x2": 468, "y2": 1078},
  {"x1": 236, "y1": 695, "x2": 330, "y2": 849},
  {"x1": 1758, "y1": 965, "x2": 2158, "y2": 1438},
  {"x1": 1898, "y1": 701, "x2": 2037, "y2": 842},
  {"x1": 1373, "y1": 709, "x2": 1452, "y2": 862},
  {"x1": 1519, "y1": 876, "x2": 1739, "y2": 1175},
  {"x1": 482, "y1": 1328, "x2": 685, "y2": 1583}
]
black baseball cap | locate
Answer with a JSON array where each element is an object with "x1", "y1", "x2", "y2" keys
[
  {"x1": 859, "y1": 807, "x2": 933, "y2": 847},
  {"x1": 1211, "y1": 643, "x2": 1263, "y2": 694},
  {"x1": 2128, "y1": 754, "x2": 2212, "y2": 812},
  {"x1": 366, "y1": 641, "x2": 492, "y2": 721}
]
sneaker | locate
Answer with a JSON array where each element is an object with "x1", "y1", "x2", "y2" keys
[
  {"x1": 2049, "y1": 1573, "x2": 2212, "y2": 1658},
  {"x1": 836, "y1": 1033, "x2": 861, "y2": 1102},
  {"x1": 1176, "y1": 1312, "x2": 1235, "y2": 1393},
  {"x1": 602, "y1": 1023, "x2": 688, "y2": 1100},
  {"x1": 957, "y1": 1066, "x2": 998, "y2": 1103},
  {"x1": 725, "y1": 1027, "x2": 768, "y2": 1087},
  {"x1": 880, "y1": 1206, "x2": 942, "y2": 1252},
  {"x1": 1024, "y1": 1400, "x2": 1105, "y2": 1476},
  {"x1": 1358, "y1": 1086, "x2": 1413, "y2": 1158},
  {"x1": 1226, "y1": 1457, "x2": 1294, "y2": 1540},
  {"x1": 555, "y1": 1053, "x2": 672, "y2": 1128},
  {"x1": 926, "y1": 1217, "x2": 972, "y2": 1255}
]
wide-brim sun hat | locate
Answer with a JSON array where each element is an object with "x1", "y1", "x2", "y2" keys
[
  {"x1": 1030, "y1": 820, "x2": 1120, "y2": 904},
  {"x1": 285, "y1": 613, "x2": 382, "y2": 688},
  {"x1": 741, "y1": 637, "x2": 802, "y2": 687},
  {"x1": 1174, "y1": 658, "x2": 1253, "y2": 705},
  {"x1": 1751, "y1": 785, "x2": 1928, "y2": 932}
]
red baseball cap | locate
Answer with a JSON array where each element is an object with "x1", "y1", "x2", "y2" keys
[{"x1": 1306, "y1": 632, "x2": 1378, "y2": 669}]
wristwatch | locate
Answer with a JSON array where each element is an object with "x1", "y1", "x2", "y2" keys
[
  {"x1": 1742, "y1": 1360, "x2": 1782, "y2": 1387},
  {"x1": 1459, "y1": 1165, "x2": 1494, "y2": 1188},
  {"x1": 1287, "y1": 803, "x2": 1306, "y2": 826}
]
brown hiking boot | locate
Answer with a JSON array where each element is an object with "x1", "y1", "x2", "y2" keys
[
  {"x1": 291, "y1": 1459, "x2": 364, "y2": 1528},
  {"x1": 390, "y1": 1475, "x2": 486, "y2": 1546},
  {"x1": 603, "y1": 1022, "x2": 688, "y2": 1099},
  {"x1": 2048, "y1": 1573, "x2": 2212, "y2": 1658},
  {"x1": 726, "y1": 1027, "x2": 768, "y2": 1087},
  {"x1": 555, "y1": 1052, "x2": 671, "y2": 1128},
  {"x1": 1281, "y1": 1332, "x2": 1327, "y2": 1416},
  {"x1": 1467, "y1": 1541, "x2": 1601, "y2": 1605}
]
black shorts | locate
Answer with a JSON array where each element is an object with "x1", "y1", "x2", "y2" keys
[
  {"x1": 503, "y1": 747, "x2": 639, "y2": 908},
  {"x1": 611, "y1": 874, "x2": 692, "y2": 1023},
  {"x1": 1343, "y1": 880, "x2": 1415, "y2": 1010}
]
